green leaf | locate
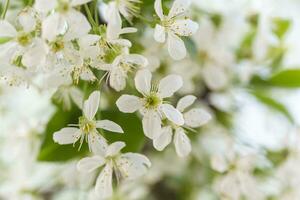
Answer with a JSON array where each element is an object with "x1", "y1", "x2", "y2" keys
[
  {"x1": 251, "y1": 91, "x2": 294, "y2": 123},
  {"x1": 266, "y1": 148, "x2": 289, "y2": 166},
  {"x1": 272, "y1": 18, "x2": 290, "y2": 39},
  {"x1": 236, "y1": 29, "x2": 257, "y2": 60},
  {"x1": 268, "y1": 69, "x2": 300, "y2": 88},
  {"x1": 101, "y1": 110, "x2": 145, "y2": 152},
  {"x1": 251, "y1": 69, "x2": 300, "y2": 88},
  {"x1": 0, "y1": 37, "x2": 12, "y2": 44},
  {"x1": 210, "y1": 14, "x2": 222, "y2": 29}
]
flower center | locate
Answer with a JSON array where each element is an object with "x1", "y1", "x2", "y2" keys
[
  {"x1": 101, "y1": 44, "x2": 123, "y2": 64},
  {"x1": 50, "y1": 38, "x2": 65, "y2": 53},
  {"x1": 17, "y1": 32, "x2": 31, "y2": 46},
  {"x1": 144, "y1": 93, "x2": 162, "y2": 109},
  {"x1": 79, "y1": 116, "x2": 96, "y2": 134},
  {"x1": 57, "y1": 1, "x2": 70, "y2": 13},
  {"x1": 161, "y1": 18, "x2": 175, "y2": 29}
]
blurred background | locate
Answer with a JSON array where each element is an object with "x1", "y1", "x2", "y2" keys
[{"x1": 2, "y1": 0, "x2": 300, "y2": 199}]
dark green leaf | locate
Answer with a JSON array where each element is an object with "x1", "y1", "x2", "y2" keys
[
  {"x1": 101, "y1": 110, "x2": 145, "y2": 152},
  {"x1": 266, "y1": 149, "x2": 289, "y2": 166}
]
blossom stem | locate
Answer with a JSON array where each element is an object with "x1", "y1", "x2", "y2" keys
[
  {"x1": 84, "y1": 4, "x2": 97, "y2": 27},
  {"x1": 93, "y1": 0, "x2": 99, "y2": 25},
  {"x1": 1, "y1": 0, "x2": 10, "y2": 19}
]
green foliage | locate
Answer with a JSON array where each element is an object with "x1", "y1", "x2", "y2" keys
[
  {"x1": 210, "y1": 14, "x2": 222, "y2": 29},
  {"x1": 101, "y1": 110, "x2": 145, "y2": 153},
  {"x1": 251, "y1": 91, "x2": 294, "y2": 123},
  {"x1": 236, "y1": 29, "x2": 257, "y2": 60},
  {"x1": 268, "y1": 69, "x2": 300, "y2": 88},
  {"x1": 272, "y1": 18, "x2": 291, "y2": 39},
  {"x1": 266, "y1": 149, "x2": 289, "y2": 166},
  {"x1": 251, "y1": 69, "x2": 300, "y2": 88}
]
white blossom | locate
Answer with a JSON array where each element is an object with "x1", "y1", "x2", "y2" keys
[
  {"x1": 153, "y1": 0, "x2": 199, "y2": 60},
  {"x1": 77, "y1": 141, "x2": 151, "y2": 199},
  {"x1": 153, "y1": 95, "x2": 211, "y2": 157},
  {"x1": 116, "y1": 69, "x2": 184, "y2": 139},
  {"x1": 53, "y1": 91, "x2": 123, "y2": 153}
]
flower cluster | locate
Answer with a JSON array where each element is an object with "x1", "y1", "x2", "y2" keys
[
  {"x1": 2, "y1": 0, "x2": 300, "y2": 199},
  {"x1": 0, "y1": 0, "x2": 211, "y2": 198}
]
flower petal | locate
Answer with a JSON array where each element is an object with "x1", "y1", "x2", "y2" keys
[
  {"x1": 88, "y1": 133, "x2": 108, "y2": 155},
  {"x1": 119, "y1": 27, "x2": 137, "y2": 35},
  {"x1": 135, "y1": 69, "x2": 152, "y2": 95},
  {"x1": 171, "y1": 19, "x2": 199, "y2": 36},
  {"x1": 154, "y1": 24, "x2": 166, "y2": 43},
  {"x1": 96, "y1": 120, "x2": 124, "y2": 133},
  {"x1": 176, "y1": 95, "x2": 197, "y2": 112},
  {"x1": 70, "y1": 87, "x2": 84, "y2": 109},
  {"x1": 18, "y1": 11, "x2": 37, "y2": 33},
  {"x1": 160, "y1": 104, "x2": 184, "y2": 125},
  {"x1": 42, "y1": 13, "x2": 67, "y2": 41},
  {"x1": 83, "y1": 91, "x2": 100, "y2": 120},
  {"x1": 168, "y1": 0, "x2": 191, "y2": 19},
  {"x1": 105, "y1": 141, "x2": 126, "y2": 157},
  {"x1": 22, "y1": 39, "x2": 47, "y2": 69},
  {"x1": 202, "y1": 65, "x2": 228, "y2": 90},
  {"x1": 0, "y1": 20, "x2": 17, "y2": 37},
  {"x1": 71, "y1": 0, "x2": 92, "y2": 6},
  {"x1": 124, "y1": 54, "x2": 148, "y2": 67},
  {"x1": 158, "y1": 74, "x2": 183, "y2": 98},
  {"x1": 34, "y1": 0, "x2": 57, "y2": 13},
  {"x1": 174, "y1": 127, "x2": 191, "y2": 157},
  {"x1": 167, "y1": 32, "x2": 186, "y2": 60},
  {"x1": 184, "y1": 108, "x2": 212, "y2": 128},
  {"x1": 64, "y1": 10, "x2": 91, "y2": 41},
  {"x1": 95, "y1": 164, "x2": 113, "y2": 199},
  {"x1": 77, "y1": 155, "x2": 105, "y2": 173},
  {"x1": 142, "y1": 110, "x2": 161, "y2": 139},
  {"x1": 116, "y1": 95, "x2": 143, "y2": 113},
  {"x1": 109, "y1": 67, "x2": 127, "y2": 92},
  {"x1": 154, "y1": 0, "x2": 164, "y2": 20},
  {"x1": 53, "y1": 127, "x2": 81, "y2": 144},
  {"x1": 106, "y1": 2, "x2": 122, "y2": 40},
  {"x1": 116, "y1": 153, "x2": 151, "y2": 180},
  {"x1": 153, "y1": 126, "x2": 173, "y2": 151}
]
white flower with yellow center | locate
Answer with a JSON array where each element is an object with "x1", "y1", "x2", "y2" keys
[
  {"x1": 0, "y1": 9, "x2": 47, "y2": 69},
  {"x1": 116, "y1": 69, "x2": 184, "y2": 139},
  {"x1": 153, "y1": 0, "x2": 199, "y2": 60},
  {"x1": 153, "y1": 95, "x2": 212, "y2": 157},
  {"x1": 106, "y1": 0, "x2": 142, "y2": 24},
  {"x1": 35, "y1": 0, "x2": 92, "y2": 40},
  {"x1": 53, "y1": 91, "x2": 124, "y2": 153},
  {"x1": 77, "y1": 141, "x2": 151, "y2": 199},
  {"x1": 99, "y1": 48, "x2": 149, "y2": 92}
]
